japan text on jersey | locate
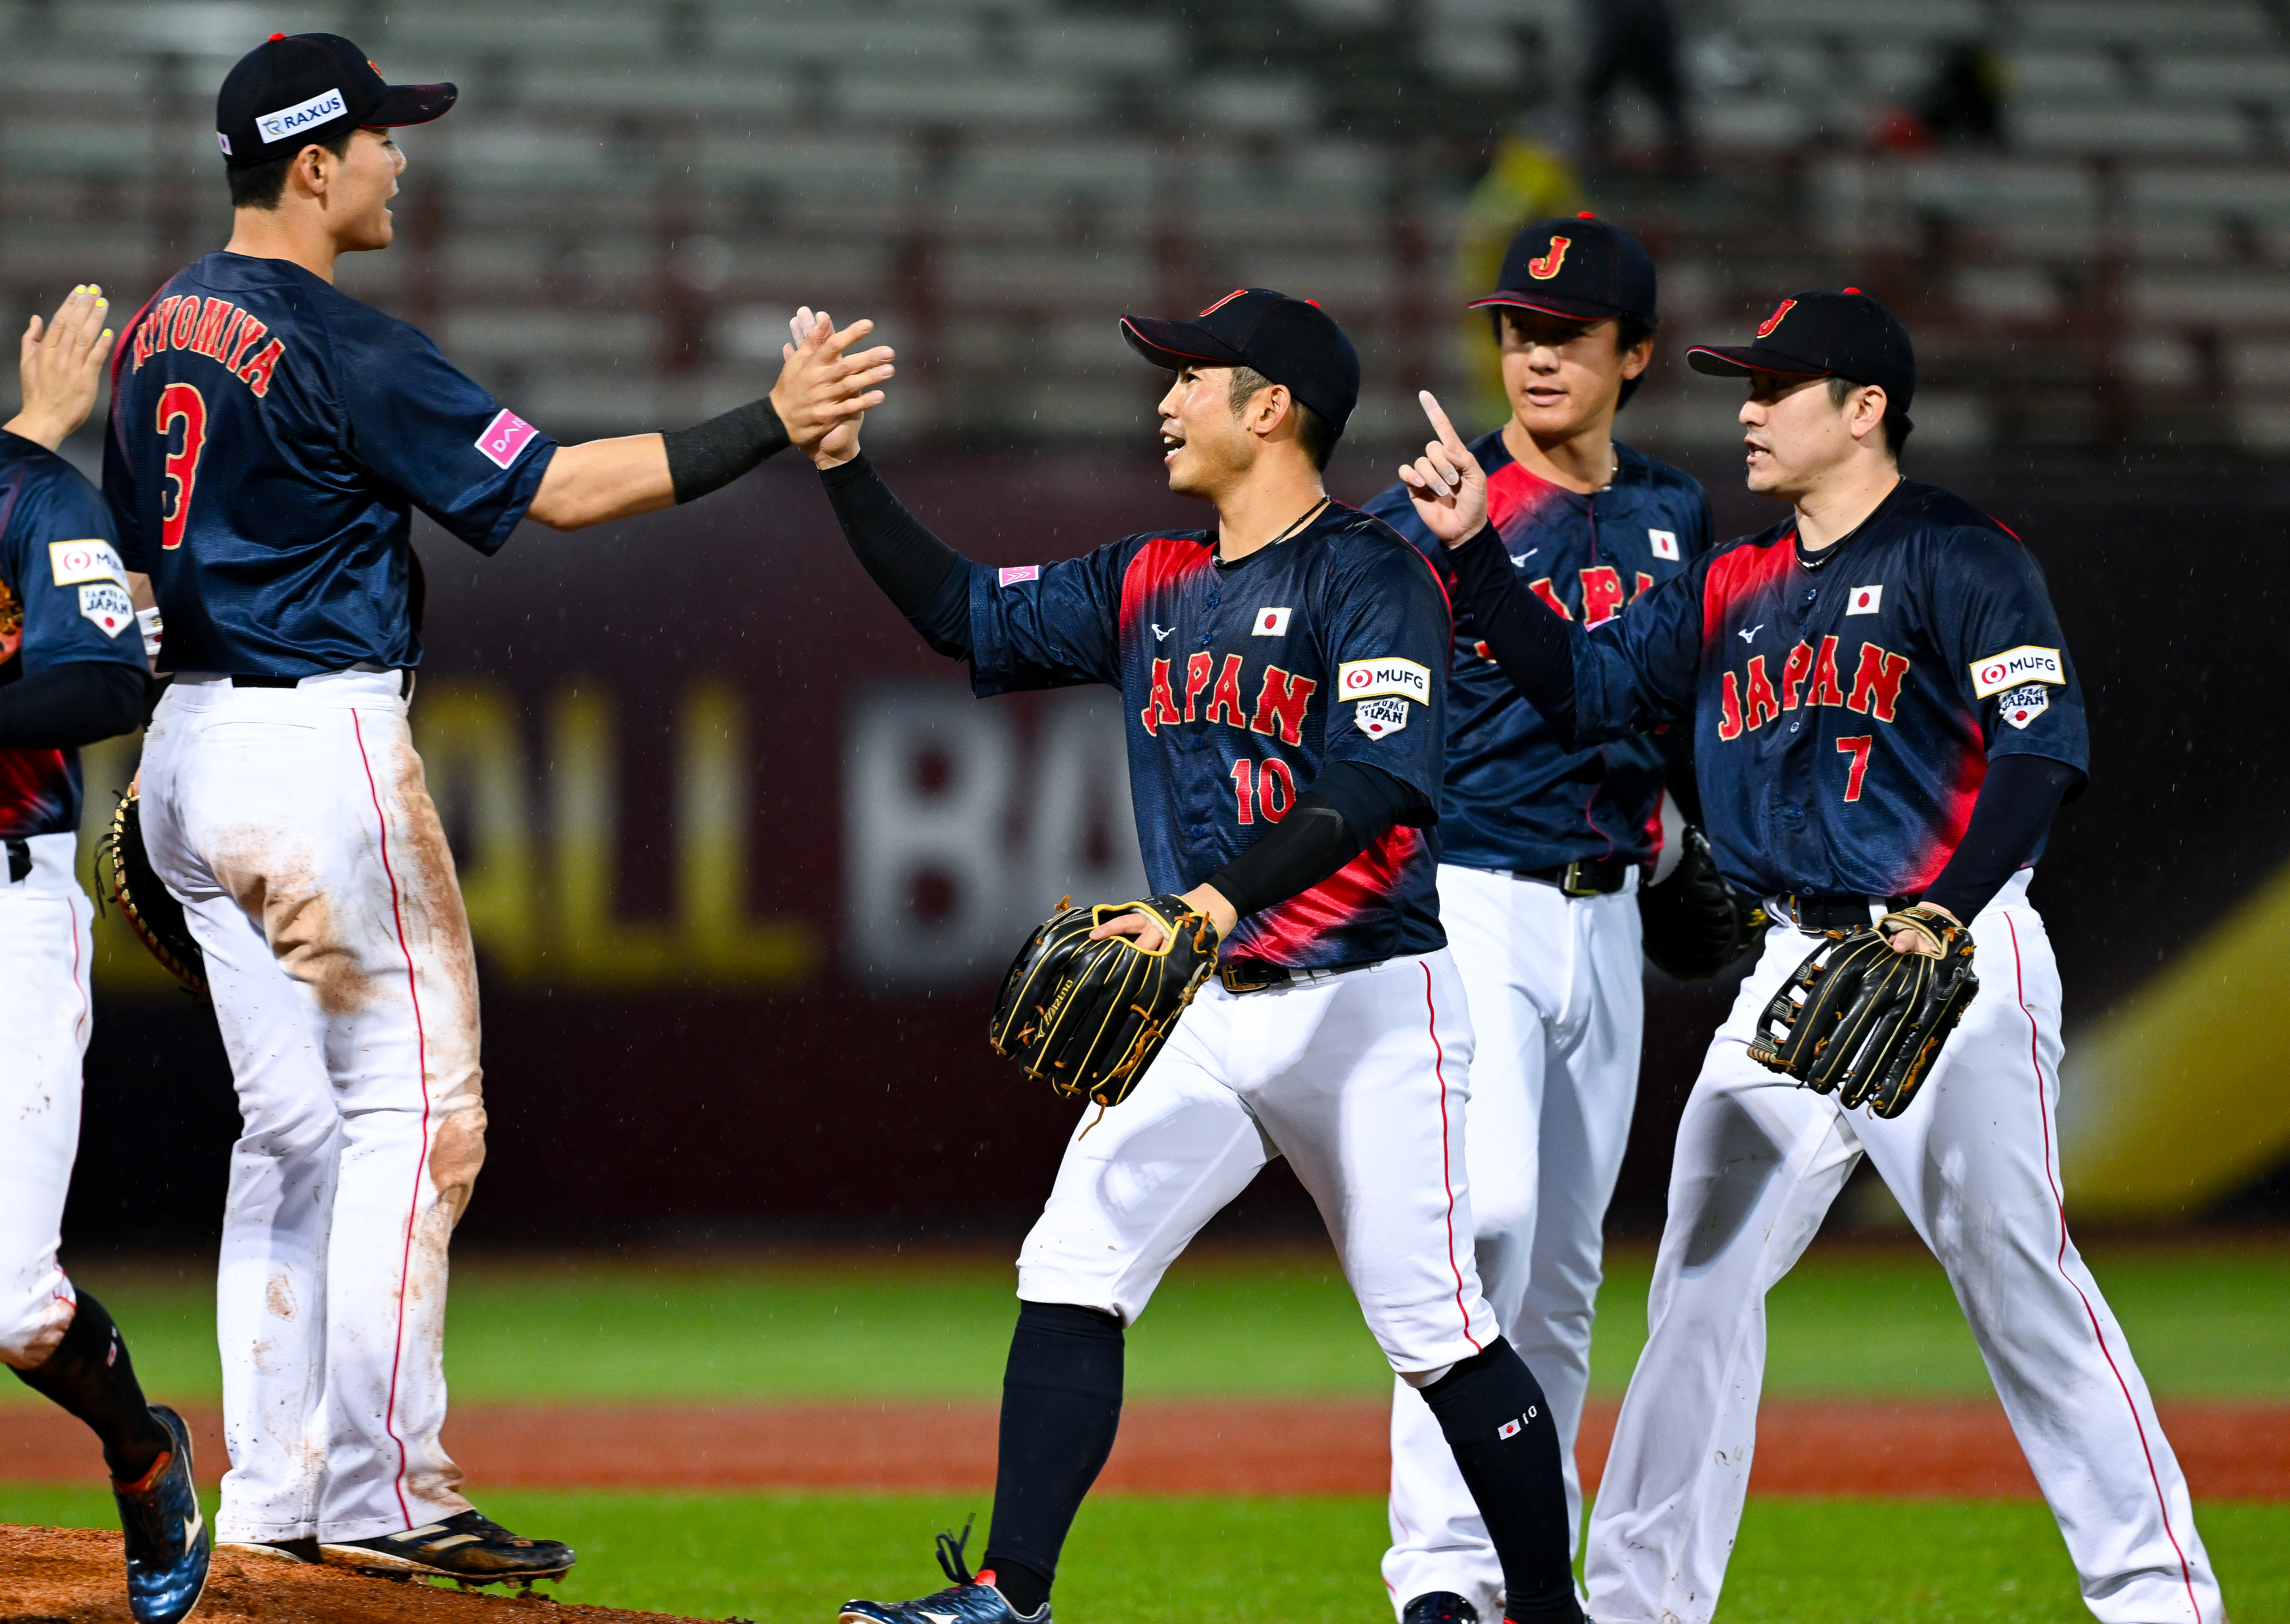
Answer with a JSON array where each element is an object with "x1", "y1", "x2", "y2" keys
[
  {"x1": 102, "y1": 252, "x2": 558, "y2": 677},
  {"x1": 966, "y1": 504, "x2": 1453, "y2": 971},
  {"x1": 1569, "y1": 480, "x2": 2088, "y2": 900},
  {"x1": 1369, "y1": 432, "x2": 1712, "y2": 873},
  {"x1": 0, "y1": 431, "x2": 149, "y2": 840}
]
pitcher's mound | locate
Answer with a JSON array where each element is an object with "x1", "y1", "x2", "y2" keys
[{"x1": 0, "y1": 1524, "x2": 702, "y2": 1624}]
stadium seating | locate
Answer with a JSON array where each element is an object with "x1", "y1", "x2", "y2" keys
[{"x1": 5, "y1": 0, "x2": 2287, "y2": 454}]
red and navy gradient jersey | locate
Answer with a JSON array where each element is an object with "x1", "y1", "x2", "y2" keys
[
  {"x1": 966, "y1": 502, "x2": 1452, "y2": 970},
  {"x1": 102, "y1": 252, "x2": 557, "y2": 677},
  {"x1": 1570, "y1": 479, "x2": 2088, "y2": 899},
  {"x1": 1366, "y1": 432, "x2": 1711, "y2": 872},
  {"x1": 1, "y1": 430, "x2": 149, "y2": 840}
]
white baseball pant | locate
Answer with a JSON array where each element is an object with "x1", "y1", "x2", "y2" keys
[
  {"x1": 1385, "y1": 865, "x2": 1644, "y2": 1620},
  {"x1": 0, "y1": 831, "x2": 93, "y2": 1371},
  {"x1": 138, "y1": 670, "x2": 484, "y2": 1543},
  {"x1": 1017, "y1": 949, "x2": 1500, "y2": 1379},
  {"x1": 1585, "y1": 870, "x2": 2222, "y2": 1624}
]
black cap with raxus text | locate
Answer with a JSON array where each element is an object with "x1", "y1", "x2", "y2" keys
[
  {"x1": 1120, "y1": 288, "x2": 1361, "y2": 435},
  {"x1": 1469, "y1": 214, "x2": 1658, "y2": 325},
  {"x1": 1686, "y1": 288, "x2": 1916, "y2": 413},
  {"x1": 214, "y1": 32, "x2": 455, "y2": 169}
]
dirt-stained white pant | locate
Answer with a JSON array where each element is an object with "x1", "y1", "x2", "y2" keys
[
  {"x1": 1385, "y1": 865, "x2": 1644, "y2": 1621},
  {"x1": 1584, "y1": 872, "x2": 2222, "y2": 1624},
  {"x1": 139, "y1": 670, "x2": 484, "y2": 1544},
  {"x1": 0, "y1": 832, "x2": 93, "y2": 1372},
  {"x1": 1017, "y1": 949, "x2": 1499, "y2": 1379}
]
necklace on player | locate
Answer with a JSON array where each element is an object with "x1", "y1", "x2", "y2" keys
[{"x1": 1224, "y1": 497, "x2": 1330, "y2": 563}]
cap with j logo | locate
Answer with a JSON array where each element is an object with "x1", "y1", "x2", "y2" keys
[
  {"x1": 214, "y1": 32, "x2": 456, "y2": 168},
  {"x1": 1468, "y1": 214, "x2": 1658, "y2": 325},
  {"x1": 1685, "y1": 288, "x2": 1916, "y2": 412}
]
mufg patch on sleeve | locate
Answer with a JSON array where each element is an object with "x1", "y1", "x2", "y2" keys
[
  {"x1": 1336, "y1": 656, "x2": 1430, "y2": 704},
  {"x1": 474, "y1": 409, "x2": 540, "y2": 470},
  {"x1": 49, "y1": 539, "x2": 127, "y2": 587},
  {"x1": 1969, "y1": 645, "x2": 2063, "y2": 698}
]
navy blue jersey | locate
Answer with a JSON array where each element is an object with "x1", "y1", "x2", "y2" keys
[
  {"x1": 1567, "y1": 479, "x2": 2088, "y2": 899},
  {"x1": 1367, "y1": 432, "x2": 1711, "y2": 872},
  {"x1": 966, "y1": 502, "x2": 1452, "y2": 970},
  {"x1": 102, "y1": 251, "x2": 557, "y2": 676},
  {"x1": 0, "y1": 430, "x2": 148, "y2": 840}
]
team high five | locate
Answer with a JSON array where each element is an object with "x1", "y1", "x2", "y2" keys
[{"x1": 0, "y1": 26, "x2": 2219, "y2": 1624}]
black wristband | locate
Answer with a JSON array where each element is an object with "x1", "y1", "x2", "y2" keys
[{"x1": 663, "y1": 397, "x2": 791, "y2": 504}]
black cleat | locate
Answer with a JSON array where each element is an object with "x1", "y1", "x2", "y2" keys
[
  {"x1": 838, "y1": 1583, "x2": 1047, "y2": 1624},
  {"x1": 321, "y1": 1508, "x2": 574, "y2": 1587},
  {"x1": 1403, "y1": 1594, "x2": 1481, "y2": 1624}
]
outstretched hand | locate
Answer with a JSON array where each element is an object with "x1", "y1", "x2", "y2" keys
[
  {"x1": 6, "y1": 284, "x2": 114, "y2": 453},
  {"x1": 1089, "y1": 884, "x2": 1237, "y2": 952},
  {"x1": 771, "y1": 307, "x2": 894, "y2": 469},
  {"x1": 1397, "y1": 390, "x2": 1489, "y2": 547}
]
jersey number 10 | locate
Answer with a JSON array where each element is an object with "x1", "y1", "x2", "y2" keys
[{"x1": 157, "y1": 383, "x2": 208, "y2": 551}]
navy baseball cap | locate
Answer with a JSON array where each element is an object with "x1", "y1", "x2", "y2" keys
[
  {"x1": 1469, "y1": 214, "x2": 1658, "y2": 325},
  {"x1": 1121, "y1": 288, "x2": 1361, "y2": 435},
  {"x1": 1686, "y1": 288, "x2": 1916, "y2": 411},
  {"x1": 215, "y1": 32, "x2": 456, "y2": 169}
]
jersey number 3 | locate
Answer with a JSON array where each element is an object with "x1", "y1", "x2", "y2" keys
[{"x1": 157, "y1": 382, "x2": 208, "y2": 551}]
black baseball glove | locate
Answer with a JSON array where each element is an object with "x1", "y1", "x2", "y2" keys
[
  {"x1": 988, "y1": 894, "x2": 1220, "y2": 1108},
  {"x1": 99, "y1": 786, "x2": 207, "y2": 997},
  {"x1": 1638, "y1": 822, "x2": 1765, "y2": 980},
  {"x1": 1746, "y1": 906, "x2": 1976, "y2": 1118}
]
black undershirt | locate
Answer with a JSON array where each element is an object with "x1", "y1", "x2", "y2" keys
[{"x1": 0, "y1": 660, "x2": 149, "y2": 750}]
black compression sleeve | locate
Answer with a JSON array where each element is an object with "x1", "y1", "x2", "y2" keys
[
  {"x1": 1918, "y1": 754, "x2": 2083, "y2": 923},
  {"x1": 819, "y1": 454, "x2": 973, "y2": 655},
  {"x1": 1204, "y1": 761, "x2": 1425, "y2": 919},
  {"x1": 1449, "y1": 522, "x2": 1580, "y2": 740},
  {"x1": 0, "y1": 661, "x2": 148, "y2": 750},
  {"x1": 662, "y1": 397, "x2": 791, "y2": 504}
]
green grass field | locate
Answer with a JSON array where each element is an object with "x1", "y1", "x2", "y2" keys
[
  {"x1": 5, "y1": 1485, "x2": 2286, "y2": 1624},
  {"x1": 10, "y1": 1233, "x2": 2284, "y2": 1406},
  {"x1": 7, "y1": 1235, "x2": 2286, "y2": 1620}
]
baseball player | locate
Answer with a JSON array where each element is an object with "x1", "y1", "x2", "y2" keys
[
  {"x1": 3, "y1": 285, "x2": 209, "y2": 1624},
  {"x1": 782, "y1": 291, "x2": 1582, "y2": 1624},
  {"x1": 1361, "y1": 216, "x2": 1710, "y2": 1624},
  {"x1": 102, "y1": 33, "x2": 887, "y2": 1581},
  {"x1": 1401, "y1": 291, "x2": 2223, "y2": 1624}
]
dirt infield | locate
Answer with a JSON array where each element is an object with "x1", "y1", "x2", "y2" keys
[
  {"x1": 5, "y1": 1399, "x2": 2286, "y2": 1499},
  {"x1": 0, "y1": 1523, "x2": 684, "y2": 1624}
]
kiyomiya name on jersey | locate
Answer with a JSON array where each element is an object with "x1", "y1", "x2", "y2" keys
[
  {"x1": 1717, "y1": 635, "x2": 1909, "y2": 740},
  {"x1": 130, "y1": 295, "x2": 285, "y2": 397},
  {"x1": 1140, "y1": 653, "x2": 1318, "y2": 744}
]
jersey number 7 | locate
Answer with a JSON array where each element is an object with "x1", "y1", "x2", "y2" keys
[{"x1": 157, "y1": 383, "x2": 208, "y2": 551}]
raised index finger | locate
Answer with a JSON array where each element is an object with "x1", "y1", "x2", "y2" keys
[{"x1": 1417, "y1": 390, "x2": 1467, "y2": 457}]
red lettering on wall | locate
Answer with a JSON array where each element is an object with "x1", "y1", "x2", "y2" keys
[
  {"x1": 1248, "y1": 665, "x2": 1317, "y2": 745},
  {"x1": 1846, "y1": 642, "x2": 1910, "y2": 722}
]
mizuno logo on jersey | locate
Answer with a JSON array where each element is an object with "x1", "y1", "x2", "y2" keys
[
  {"x1": 131, "y1": 295, "x2": 285, "y2": 397},
  {"x1": 1253, "y1": 607, "x2": 1292, "y2": 636},
  {"x1": 1152, "y1": 623, "x2": 1174, "y2": 641},
  {"x1": 1969, "y1": 645, "x2": 2063, "y2": 697},
  {"x1": 1140, "y1": 654, "x2": 1317, "y2": 745},
  {"x1": 1717, "y1": 636, "x2": 1908, "y2": 741}
]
